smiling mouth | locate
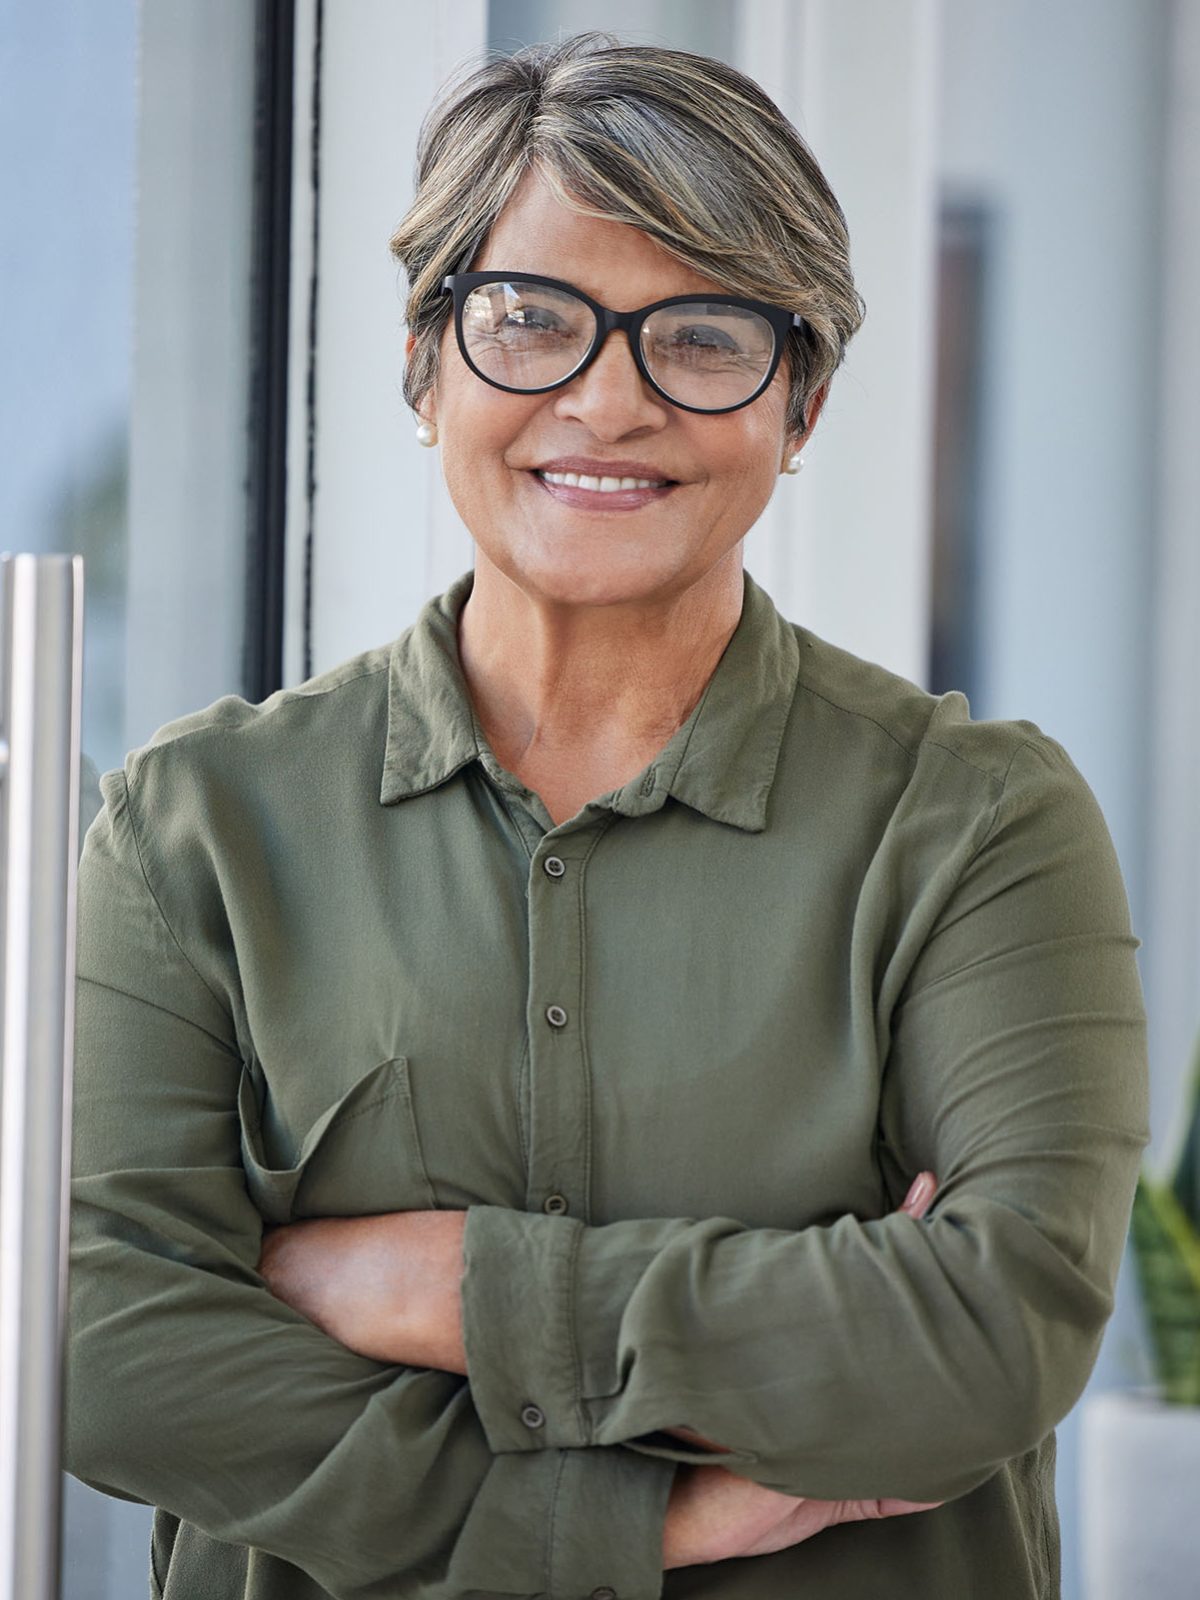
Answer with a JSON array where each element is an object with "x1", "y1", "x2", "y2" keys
[{"x1": 527, "y1": 469, "x2": 680, "y2": 511}]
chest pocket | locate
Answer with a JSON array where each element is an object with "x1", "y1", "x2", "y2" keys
[{"x1": 236, "y1": 1056, "x2": 438, "y2": 1224}]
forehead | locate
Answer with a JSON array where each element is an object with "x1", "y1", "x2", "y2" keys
[{"x1": 476, "y1": 167, "x2": 730, "y2": 305}]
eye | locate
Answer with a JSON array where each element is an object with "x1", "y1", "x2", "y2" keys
[
  {"x1": 642, "y1": 304, "x2": 774, "y2": 378},
  {"x1": 669, "y1": 323, "x2": 739, "y2": 352},
  {"x1": 502, "y1": 305, "x2": 566, "y2": 333},
  {"x1": 647, "y1": 322, "x2": 754, "y2": 369}
]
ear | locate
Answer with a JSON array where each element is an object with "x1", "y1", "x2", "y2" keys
[
  {"x1": 793, "y1": 380, "x2": 829, "y2": 452},
  {"x1": 405, "y1": 334, "x2": 437, "y2": 426}
]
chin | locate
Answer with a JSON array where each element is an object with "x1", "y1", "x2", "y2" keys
[{"x1": 488, "y1": 543, "x2": 695, "y2": 608}]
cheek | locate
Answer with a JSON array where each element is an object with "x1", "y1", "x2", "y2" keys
[
  {"x1": 436, "y1": 393, "x2": 546, "y2": 522},
  {"x1": 459, "y1": 402, "x2": 542, "y2": 472},
  {"x1": 700, "y1": 379, "x2": 789, "y2": 476},
  {"x1": 704, "y1": 422, "x2": 784, "y2": 487}
]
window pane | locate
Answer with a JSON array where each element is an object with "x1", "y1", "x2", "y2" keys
[
  {"x1": 1, "y1": 1, "x2": 257, "y2": 1594},
  {"x1": 0, "y1": 0, "x2": 137, "y2": 796}
]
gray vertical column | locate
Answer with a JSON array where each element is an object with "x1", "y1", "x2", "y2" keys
[{"x1": 0, "y1": 553, "x2": 85, "y2": 1600}]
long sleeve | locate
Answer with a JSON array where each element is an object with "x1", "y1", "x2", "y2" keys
[
  {"x1": 459, "y1": 735, "x2": 1152, "y2": 1506},
  {"x1": 65, "y1": 763, "x2": 677, "y2": 1600}
]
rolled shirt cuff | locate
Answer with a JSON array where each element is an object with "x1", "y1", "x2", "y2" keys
[
  {"x1": 461, "y1": 1203, "x2": 591, "y2": 1452},
  {"x1": 445, "y1": 1443, "x2": 678, "y2": 1600},
  {"x1": 460, "y1": 1202, "x2": 757, "y2": 1469}
]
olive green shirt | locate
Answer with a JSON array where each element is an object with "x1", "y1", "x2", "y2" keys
[{"x1": 66, "y1": 565, "x2": 1151, "y2": 1600}]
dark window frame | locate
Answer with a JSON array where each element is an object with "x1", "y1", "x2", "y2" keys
[{"x1": 243, "y1": 0, "x2": 297, "y2": 702}]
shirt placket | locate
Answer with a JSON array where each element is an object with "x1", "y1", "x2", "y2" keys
[
  {"x1": 471, "y1": 746, "x2": 618, "y2": 1231},
  {"x1": 522, "y1": 813, "x2": 616, "y2": 1227}
]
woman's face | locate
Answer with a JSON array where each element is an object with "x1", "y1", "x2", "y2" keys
[{"x1": 411, "y1": 166, "x2": 824, "y2": 610}]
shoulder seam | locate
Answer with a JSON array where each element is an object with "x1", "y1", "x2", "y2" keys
[
  {"x1": 797, "y1": 648, "x2": 1046, "y2": 792},
  {"x1": 127, "y1": 658, "x2": 391, "y2": 785},
  {"x1": 794, "y1": 679, "x2": 921, "y2": 763},
  {"x1": 919, "y1": 737, "x2": 1012, "y2": 787}
]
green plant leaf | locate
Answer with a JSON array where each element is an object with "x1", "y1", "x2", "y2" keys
[
  {"x1": 1130, "y1": 1177, "x2": 1200, "y2": 1405},
  {"x1": 1169, "y1": 1027, "x2": 1200, "y2": 1233}
]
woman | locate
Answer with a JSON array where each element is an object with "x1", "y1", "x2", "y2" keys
[{"x1": 66, "y1": 32, "x2": 1150, "y2": 1600}]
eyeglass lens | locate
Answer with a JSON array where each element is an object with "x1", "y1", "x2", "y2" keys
[{"x1": 460, "y1": 280, "x2": 776, "y2": 409}]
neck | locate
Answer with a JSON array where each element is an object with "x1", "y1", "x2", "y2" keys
[{"x1": 455, "y1": 550, "x2": 745, "y2": 769}]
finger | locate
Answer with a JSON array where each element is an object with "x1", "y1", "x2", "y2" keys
[{"x1": 899, "y1": 1171, "x2": 937, "y2": 1217}]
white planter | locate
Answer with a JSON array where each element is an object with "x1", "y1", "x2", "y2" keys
[{"x1": 1080, "y1": 1386, "x2": 1200, "y2": 1600}]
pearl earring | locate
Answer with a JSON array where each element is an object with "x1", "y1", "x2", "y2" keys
[
  {"x1": 784, "y1": 451, "x2": 805, "y2": 475},
  {"x1": 416, "y1": 420, "x2": 438, "y2": 447}
]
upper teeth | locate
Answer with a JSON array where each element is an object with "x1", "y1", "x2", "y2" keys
[{"x1": 539, "y1": 470, "x2": 668, "y2": 491}]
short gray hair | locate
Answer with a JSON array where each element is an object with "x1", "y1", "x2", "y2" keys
[{"x1": 389, "y1": 31, "x2": 866, "y2": 443}]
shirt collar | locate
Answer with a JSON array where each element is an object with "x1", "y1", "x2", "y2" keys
[{"x1": 379, "y1": 565, "x2": 800, "y2": 832}]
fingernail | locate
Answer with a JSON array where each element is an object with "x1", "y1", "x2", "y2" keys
[{"x1": 904, "y1": 1173, "x2": 931, "y2": 1209}]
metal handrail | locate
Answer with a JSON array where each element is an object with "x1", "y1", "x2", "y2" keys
[{"x1": 0, "y1": 552, "x2": 85, "y2": 1600}]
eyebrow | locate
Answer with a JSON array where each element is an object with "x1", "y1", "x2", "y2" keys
[
  {"x1": 451, "y1": 238, "x2": 720, "y2": 304},
  {"x1": 450, "y1": 260, "x2": 740, "y2": 309}
]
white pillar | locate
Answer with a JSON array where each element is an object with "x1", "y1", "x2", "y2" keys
[
  {"x1": 124, "y1": 0, "x2": 256, "y2": 744},
  {"x1": 286, "y1": 0, "x2": 487, "y2": 683},
  {"x1": 1144, "y1": 0, "x2": 1200, "y2": 1167},
  {"x1": 734, "y1": 0, "x2": 941, "y2": 685}
]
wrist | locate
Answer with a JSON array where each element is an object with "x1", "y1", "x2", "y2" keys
[{"x1": 661, "y1": 1464, "x2": 699, "y2": 1571}]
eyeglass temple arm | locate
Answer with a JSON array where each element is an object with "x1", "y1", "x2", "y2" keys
[{"x1": 452, "y1": 234, "x2": 484, "y2": 276}]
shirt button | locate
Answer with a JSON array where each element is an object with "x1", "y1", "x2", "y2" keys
[
  {"x1": 545, "y1": 1004, "x2": 568, "y2": 1028},
  {"x1": 591, "y1": 1589, "x2": 617, "y2": 1600},
  {"x1": 543, "y1": 854, "x2": 566, "y2": 877},
  {"x1": 520, "y1": 1402, "x2": 546, "y2": 1429},
  {"x1": 543, "y1": 1193, "x2": 569, "y2": 1214}
]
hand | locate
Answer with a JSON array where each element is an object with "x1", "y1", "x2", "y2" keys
[
  {"x1": 257, "y1": 1209, "x2": 467, "y2": 1370},
  {"x1": 663, "y1": 1170, "x2": 942, "y2": 1569}
]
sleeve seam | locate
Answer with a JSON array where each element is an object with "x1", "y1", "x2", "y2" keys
[
  {"x1": 900, "y1": 738, "x2": 1034, "y2": 1006},
  {"x1": 120, "y1": 767, "x2": 237, "y2": 1030},
  {"x1": 76, "y1": 974, "x2": 240, "y2": 1055}
]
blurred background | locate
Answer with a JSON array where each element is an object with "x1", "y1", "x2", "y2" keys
[{"x1": 2, "y1": 2, "x2": 1196, "y2": 1596}]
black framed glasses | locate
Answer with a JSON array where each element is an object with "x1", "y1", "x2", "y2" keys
[{"x1": 440, "y1": 268, "x2": 807, "y2": 416}]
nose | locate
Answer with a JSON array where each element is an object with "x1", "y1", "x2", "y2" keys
[{"x1": 551, "y1": 325, "x2": 667, "y2": 437}]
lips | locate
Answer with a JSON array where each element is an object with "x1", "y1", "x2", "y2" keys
[{"x1": 528, "y1": 469, "x2": 678, "y2": 511}]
